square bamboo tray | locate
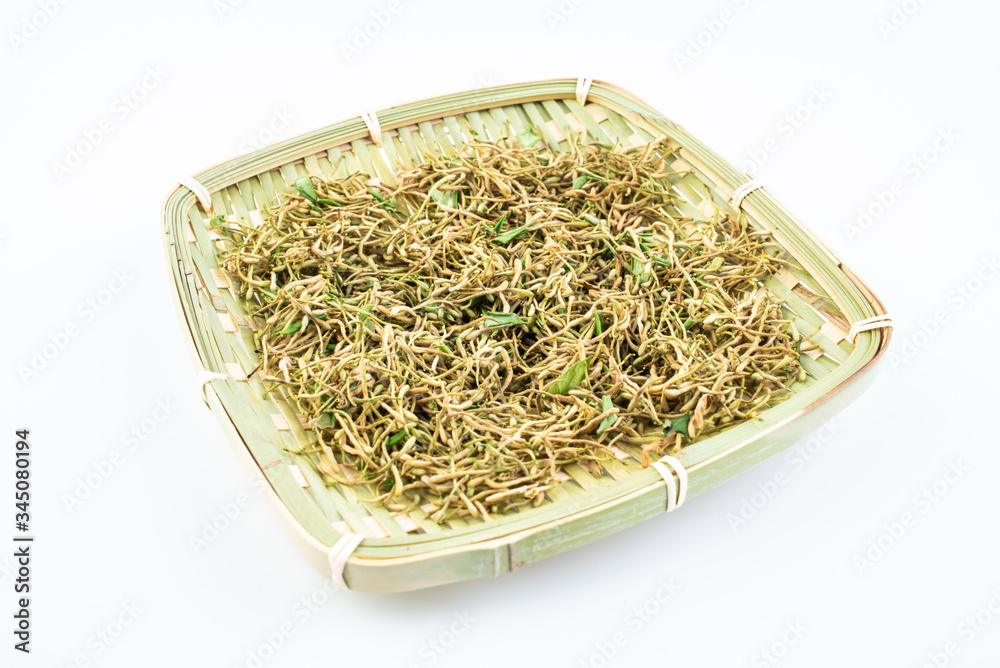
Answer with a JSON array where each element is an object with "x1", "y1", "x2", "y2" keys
[{"x1": 161, "y1": 79, "x2": 891, "y2": 593}]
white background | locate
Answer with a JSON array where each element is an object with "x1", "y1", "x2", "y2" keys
[{"x1": 3, "y1": 0, "x2": 999, "y2": 666}]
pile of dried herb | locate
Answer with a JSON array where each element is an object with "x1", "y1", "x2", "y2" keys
[{"x1": 219, "y1": 136, "x2": 802, "y2": 522}]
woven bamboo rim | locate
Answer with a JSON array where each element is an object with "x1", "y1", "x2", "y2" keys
[{"x1": 161, "y1": 79, "x2": 890, "y2": 592}]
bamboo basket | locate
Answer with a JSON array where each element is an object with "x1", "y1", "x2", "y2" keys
[{"x1": 161, "y1": 79, "x2": 891, "y2": 593}]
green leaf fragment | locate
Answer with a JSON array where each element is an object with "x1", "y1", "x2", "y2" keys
[
  {"x1": 493, "y1": 224, "x2": 534, "y2": 244},
  {"x1": 294, "y1": 177, "x2": 318, "y2": 204},
  {"x1": 493, "y1": 213, "x2": 507, "y2": 234},
  {"x1": 370, "y1": 189, "x2": 398, "y2": 212},
  {"x1": 663, "y1": 412, "x2": 691, "y2": 439},
  {"x1": 483, "y1": 312, "x2": 525, "y2": 327},
  {"x1": 631, "y1": 257, "x2": 651, "y2": 283},
  {"x1": 547, "y1": 358, "x2": 589, "y2": 395},
  {"x1": 387, "y1": 430, "x2": 408, "y2": 447},
  {"x1": 597, "y1": 395, "x2": 617, "y2": 434},
  {"x1": 519, "y1": 127, "x2": 541, "y2": 148},
  {"x1": 358, "y1": 305, "x2": 375, "y2": 327},
  {"x1": 429, "y1": 187, "x2": 458, "y2": 209}
]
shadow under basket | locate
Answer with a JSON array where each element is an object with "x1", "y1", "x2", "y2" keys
[{"x1": 161, "y1": 78, "x2": 891, "y2": 593}]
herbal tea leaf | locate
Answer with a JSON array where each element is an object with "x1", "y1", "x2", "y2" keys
[
  {"x1": 294, "y1": 177, "x2": 318, "y2": 204},
  {"x1": 358, "y1": 305, "x2": 375, "y2": 328},
  {"x1": 663, "y1": 413, "x2": 691, "y2": 438},
  {"x1": 572, "y1": 175, "x2": 588, "y2": 190},
  {"x1": 279, "y1": 320, "x2": 303, "y2": 335},
  {"x1": 630, "y1": 257, "x2": 651, "y2": 283},
  {"x1": 595, "y1": 312, "x2": 603, "y2": 336},
  {"x1": 483, "y1": 312, "x2": 525, "y2": 328},
  {"x1": 547, "y1": 359, "x2": 589, "y2": 395},
  {"x1": 493, "y1": 224, "x2": 534, "y2": 244},
  {"x1": 519, "y1": 127, "x2": 541, "y2": 148},
  {"x1": 315, "y1": 412, "x2": 336, "y2": 429},
  {"x1": 493, "y1": 213, "x2": 508, "y2": 234},
  {"x1": 387, "y1": 430, "x2": 408, "y2": 447},
  {"x1": 370, "y1": 189, "x2": 398, "y2": 212},
  {"x1": 597, "y1": 395, "x2": 617, "y2": 434}
]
